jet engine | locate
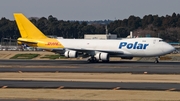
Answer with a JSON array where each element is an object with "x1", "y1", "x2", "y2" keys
[
  {"x1": 64, "y1": 50, "x2": 78, "y2": 58},
  {"x1": 94, "y1": 52, "x2": 109, "y2": 61}
]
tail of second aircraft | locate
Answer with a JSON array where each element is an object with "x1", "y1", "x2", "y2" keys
[{"x1": 14, "y1": 13, "x2": 48, "y2": 39}]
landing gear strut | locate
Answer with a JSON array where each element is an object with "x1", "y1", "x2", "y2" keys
[{"x1": 154, "y1": 56, "x2": 159, "y2": 63}]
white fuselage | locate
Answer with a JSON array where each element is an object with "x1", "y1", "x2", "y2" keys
[{"x1": 57, "y1": 37, "x2": 175, "y2": 57}]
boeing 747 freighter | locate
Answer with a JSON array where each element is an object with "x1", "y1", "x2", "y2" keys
[{"x1": 14, "y1": 13, "x2": 175, "y2": 63}]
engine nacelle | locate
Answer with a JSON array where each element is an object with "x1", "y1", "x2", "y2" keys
[
  {"x1": 95, "y1": 52, "x2": 109, "y2": 61},
  {"x1": 121, "y1": 57, "x2": 133, "y2": 59},
  {"x1": 64, "y1": 50, "x2": 78, "y2": 58}
]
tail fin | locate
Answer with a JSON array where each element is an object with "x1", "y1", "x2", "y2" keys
[{"x1": 14, "y1": 13, "x2": 48, "y2": 39}]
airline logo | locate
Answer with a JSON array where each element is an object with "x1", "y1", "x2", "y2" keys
[
  {"x1": 45, "y1": 42, "x2": 64, "y2": 47},
  {"x1": 46, "y1": 42, "x2": 59, "y2": 46},
  {"x1": 119, "y1": 42, "x2": 149, "y2": 49}
]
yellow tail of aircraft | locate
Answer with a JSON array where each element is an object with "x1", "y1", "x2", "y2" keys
[
  {"x1": 14, "y1": 13, "x2": 64, "y2": 48},
  {"x1": 14, "y1": 13, "x2": 48, "y2": 39}
]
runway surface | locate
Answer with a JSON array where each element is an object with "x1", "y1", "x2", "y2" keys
[
  {"x1": 1, "y1": 67, "x2": 180, "y2": 74},
  {"x1": 0, "y1": 59, "x2": 180, "y2": 67},
  {"x1": 0, "y1": 60, "x2": 180, "y2": 92},
  {"x1": 1, "y1": 80, "x2": 180, "y2": 91},
  {"x1": 0, "y1": 60, "x2": 180, "y2": 74}
]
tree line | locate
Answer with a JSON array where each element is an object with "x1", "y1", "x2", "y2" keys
[{"x1": 0, "y1": 12, "x2": 180, "y2": 42}]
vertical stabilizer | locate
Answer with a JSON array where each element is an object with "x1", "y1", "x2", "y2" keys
[{"x1": 14, "y1": 13, "x2": 48, "y2": 39}]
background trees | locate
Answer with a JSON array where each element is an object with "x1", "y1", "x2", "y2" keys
[{"x1": 0, "y1": 13, "x2": 180, "y2": 42}]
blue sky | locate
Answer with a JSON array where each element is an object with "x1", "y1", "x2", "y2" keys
[{"x1": 0, "y1": 0, "x2": 180, "y2": 21}]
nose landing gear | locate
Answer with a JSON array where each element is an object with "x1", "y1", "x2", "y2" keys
[{"x1": 154, "y1": 56, "x2": 159, "y2": 63}]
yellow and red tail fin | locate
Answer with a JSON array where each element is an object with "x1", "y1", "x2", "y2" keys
[{"x1": 14, "y1": 13, "x2": 48, "y2": 39}]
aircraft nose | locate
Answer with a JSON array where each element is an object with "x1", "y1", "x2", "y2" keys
[{"x1": 162, "y1": 43, "x2": 175, "y2": 54}]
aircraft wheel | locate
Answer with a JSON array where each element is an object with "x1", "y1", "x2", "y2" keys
[{"x1": 102, "y1": 60, "x2": 109, "y2": 63}]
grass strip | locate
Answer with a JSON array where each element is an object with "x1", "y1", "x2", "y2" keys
[{"x1": 10, "y1": 54, "x2": 39, "y2": 59}]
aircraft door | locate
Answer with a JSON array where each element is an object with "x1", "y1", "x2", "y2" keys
[{"x1": 153, "y1": 39, "x2": 156, "y2": 44}]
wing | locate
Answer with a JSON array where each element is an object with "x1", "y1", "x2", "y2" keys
[{"x1": 65, "y1": 47, "x2": 125, "y2": 56}]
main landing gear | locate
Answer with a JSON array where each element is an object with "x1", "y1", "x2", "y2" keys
[
  {"x1": 154, "y1": 56, "x2": 159, "y2": 63},
  {"x1": 87, "y1": 56, "x2": 98, "y2": 63},
  {"x1": 87, "y1": 56, "x2": 109, "y2": 63}
]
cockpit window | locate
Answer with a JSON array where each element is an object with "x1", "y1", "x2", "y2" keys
[{"x1": 159, "y1": 40, "x2": 164, "y2": 42}]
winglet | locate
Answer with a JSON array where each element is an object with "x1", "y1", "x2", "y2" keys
[{"x1": 14, "y1": 13, "x2": 48, "y2": 39}]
